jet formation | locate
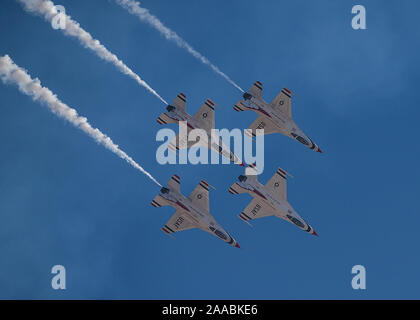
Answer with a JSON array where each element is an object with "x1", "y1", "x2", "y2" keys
[{"x1": 152, "y1": 81, "x2": 322, "y2": 247}]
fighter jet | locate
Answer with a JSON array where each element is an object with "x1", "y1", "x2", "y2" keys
[
  {"x1": 157, "y1": 93, "x2": 244, "y2": 166},
  {"x1": 228, "y1": 163, "x2": 318, "y2": 236},
  {"x1": 233, "y1": 81, "x2": 322, "y2": 153},
  {"x1": 151, "y1": 174, "x2": 240, "y2": 247}
]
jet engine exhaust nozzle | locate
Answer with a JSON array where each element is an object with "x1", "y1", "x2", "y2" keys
[
  {"x1": 166, "y1": 105, "x2": 176, "y2": 112},
  {"x1": 243, "y1": 92, "x2": 252, "y2": 100},
  {"x1": 238, "y1": 175, "x2": 247, "y2": 182},
  {"x1": 160, "y1": 187, "x2": 170, "y2": 194}
]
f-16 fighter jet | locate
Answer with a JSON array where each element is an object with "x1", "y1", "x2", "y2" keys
[
  {"x1": 157, "y1": 93, "x2": 245, "y2": 166},
  {"x1": 151, "y1": 174, "x2": 241, "y2": 247},
  {"x1": 228, "y1": 164, "x2": 318, "y2": 236},
  {"x1": 233, "y1": 81, "x2": 322, "y2": 153}
]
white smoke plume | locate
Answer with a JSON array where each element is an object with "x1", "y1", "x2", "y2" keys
[
  {"x1": 0, "y1": 55, "x2": 162, "y2": 187},
  {"x1": 115, "y1": 0, "x2": 244, "y2": 93},
  {"x1": 17, "y1": 0, "x2": 168, "y2": 104}
]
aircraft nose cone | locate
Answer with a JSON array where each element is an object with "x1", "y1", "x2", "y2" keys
[
  {"x1": 234, "y1": 242, "x2": 240, "y2": 248},
  {"x1": 317, "y1": 147, "x2": 323, "y2": 153},
  {"x1": 312, "y1": 230, "x2": 319, "y2": 236},
  {"x1": 240, "y1": 162, "x2": 246, "y2": 167}
]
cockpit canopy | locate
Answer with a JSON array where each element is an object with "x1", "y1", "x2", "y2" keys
[
  {"x1": 166, "y1": 105, "x2": 176, "y2": 112},
  {"x1": 243, "y1": 92, "x2": 252, "y2": 100},
  {"x1": 209, "y1": 226, "x2": 228, "y2": 240},
  {"x1": 214, "y1": 229, "x2": 228, "y2": 240},
  {"x1": 160, "y1": 187, "x2": 170, "y2": 194},
  {"x1": 238, "y1": 175, "x2": 247, "y2": 182},
  {"x1": 291, "y1": 132, "x2": 309, "y2": 146},
  {"x1": 286, "y1": 214, "x2": 305, "y2": 228}
]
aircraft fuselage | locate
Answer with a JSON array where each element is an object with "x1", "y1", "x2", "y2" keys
[
  {"x1": 241, "y1": 95, "x2": 321, "y2": 152},
  {"x1": 163, "y1": 108, "x2": 243, "y2": 165},
  {"x1": 160, "y1": 188, "x2": 239, "y2": 246},
  {"x1": 235, "y1": 179, "x2": 317, "y2": 235}
]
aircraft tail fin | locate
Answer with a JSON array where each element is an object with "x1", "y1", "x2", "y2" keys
[
  {"x1": 233, "y1": 81, "x2": 262, "y2": 112},
  {"x1": 228, "y1": 163, "x2": 259, "y2": 195},
  {"x1": 157, "y1": 93, "x2": 188, "y2": 125},
  {"x1": 151, "y1": 193, "x2": 170, "y2": 208},
  {"x1": 156, "y1": 112, "x2": 177, "y2": 125},
  {"x1": 151, "y1": 174, "x2": 181, "y2": 208},
  {"x1": 245, "y1": 162, "x2": 260, "y2": 177},
  {"x1": 228, "y1": 182, "x2": 247, "y2": 195},
  {"x1": 233, "y1": 101, "x2": 249, "y2": 112}
]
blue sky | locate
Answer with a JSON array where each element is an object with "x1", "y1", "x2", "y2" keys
[{"x1": 1, "y1": 0, "x2": 419, "y2": 299}]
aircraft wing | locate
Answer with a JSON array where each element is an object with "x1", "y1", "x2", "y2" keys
[
  {"x1": 192, "y1": 99, "x2": 215, "y2": 132},
  {"x1": 265, "y1": 168, "x2": 287, "y2": 201},
  {"x1": 270, "y1": 88, "x2": 292, "y2": 119},
  {"x1": 245, "y1": 116, "x2": 286, "y2": 137},
  {"x1": 151, "y1": 194, "x2": 169, "y2": 208},
  {"x1": 238, "y1": 198, "x2": 274, "y2": 223},
  {"x1": 172, "y1": 93, "x2": 187, "y2": 112},
  {"x1": 249, "y1": 81, "x2": 263, "y2": 99},
  {"x1": 161, "y1": 209, "x2": 196, "y2": 235},
  {"x1": 188, "y1": 179, "x2": 210, "y2": 213}
]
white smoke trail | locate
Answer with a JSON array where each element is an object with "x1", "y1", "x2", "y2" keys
[
  {"x1": 17, "y1": 0, "x2": 168, "y2": 104},
  {"x1": 115, "y1": 0, "x2": 244, "y2": 93},
  {"x1": 0, "y1": 55, "x2": 162, "y2": 187}
]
